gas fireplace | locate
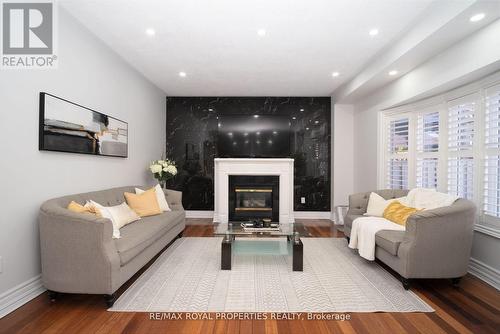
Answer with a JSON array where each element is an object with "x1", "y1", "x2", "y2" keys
[{"x1": 228, "y1": 175, "x2": 279, "y2": 222}]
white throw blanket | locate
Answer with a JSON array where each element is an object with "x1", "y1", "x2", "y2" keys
[{"x1": 348, "y1": 217, "x2": 405, "y2": 261}]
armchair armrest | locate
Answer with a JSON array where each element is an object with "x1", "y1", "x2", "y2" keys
[
  {"x1": 163, "y1": 189, "x2": 184, "y2": 211},
  {"x1": 39, "y1": 204, "x2": 120, "y2": 294},
  {"x1": 397, "y1": 199, "x2": 476, "y2": 278}
]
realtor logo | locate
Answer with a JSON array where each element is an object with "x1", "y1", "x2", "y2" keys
[{"x1": 1, "y1": 1, "x2": 57, "y2": 68}]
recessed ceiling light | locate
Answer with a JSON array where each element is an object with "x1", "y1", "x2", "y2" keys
[
  {"x1": 332, "y1": 72, "x2": 340, "y2": 77},
  {"x1": 300, "y1": 108, "x2": 304, "y2": 112},
  {"x1": 257, "y1": 29, "x2": 266, "y2": 36},
  {"x1": 179, "y1": 71, "x2": 187, "y2": 77},
  {"x1": 388, "y1": 70, "x2": 398, "y2": 76},
  {"x1": 253, "y1": 114, "x2": 259, "y2": 118},
  {"x1": 208, "y1": 108, "x2": 213, "y2": 111},
  {"x1": 292, "y1": 116, "x2": 297, "y2": 120},
  {"x1": 470, "y1": 13, "x2": 485, "y2": 22},
  {"x1": 369, "y1": 28, "x2": 379, "y2": 36},
  {"x1": 145, "y1": 28, "x2": 155, "y2": 36}
]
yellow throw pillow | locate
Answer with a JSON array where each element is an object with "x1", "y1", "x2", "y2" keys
[
  {"x1": 124, "y1": 188, "x2": 161, "y2": 217},
  {"x1": 67, "y1": 201, "x2": 101, "y2": 216},
  {"x1": 383, "y1": 201, "x2": 420, "y2": 226}
]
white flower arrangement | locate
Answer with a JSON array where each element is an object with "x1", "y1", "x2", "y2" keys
[{"x1": 149, "y1": 158, "x2": 177, "y2": 186}]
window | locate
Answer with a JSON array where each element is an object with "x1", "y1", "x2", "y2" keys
[
  {"x1": 416, "y1": 112, "x2": 439, "y2": 188},
  {"x1": 417, "y1": 112, "x2": 439, "y2": 153},
  {"x1": 386, "y1": 118, "x2": 409, "y2": 189},
  {"x1": 416, "y1": 158, "x2": 438, "y2": 188},
  {"x1": 447, "y1": 98, "x2": 475, "y2": 199},
  {"x1": 448, "y1": 157, "x2": 474, "y2": 199},
  {"x1": 484, "y1": 85, "x2": 500, "y2": 217},
  {"x1": 382, "y1": 75, "x2": 500, "y2": 232}
]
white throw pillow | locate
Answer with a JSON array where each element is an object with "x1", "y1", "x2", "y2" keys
[
  {"x1": 89, "y1": 201, "x2": 140, "y2": 239},
  {"x1": 413, "y1": 191, "x2": 458, "y2": 210},
  {"x1": 365, "y1": 192, "x2": 407, "y2": 217},
  {"x1": 405, "y1": 188, "x2": 436, "y2": 208},
  {"x1": 135, "y1": 184, "x2": 171, "y2": 212}
]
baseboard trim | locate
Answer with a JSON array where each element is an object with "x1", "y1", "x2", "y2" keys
[
  {"x1": 294, "y1": 211, "x2": 333, "y2": 220},
  {"x1": 185, "y1": 210, "x2": 214, "y2": 219},
  {"x1": 469, "y1": 258, "x2": 500, "y2": 291},
  {"x1": 0, "y1": 275, "x2": 45, "y2": 318},
  {"x1": 185, "y1": 210, "x2": 334, "y2": 220}
]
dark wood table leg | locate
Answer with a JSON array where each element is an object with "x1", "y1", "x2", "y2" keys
[
  {"x1": 293, "y1": 239, "x2": 303, "y2": 271},
  {"x1": 221, "y1": 235, "x2": 233, "y2": 270}
]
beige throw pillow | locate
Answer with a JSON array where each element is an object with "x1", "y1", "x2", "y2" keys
[
  {"x1": 135, "y1": 184, "x2": 171, "y2": 212},
  {"x1": 89, "y1": 201, "x2": 140, "y2": 238},
  {"x1": 365, "y1": 192, "x2": 407, "y2": 217}
]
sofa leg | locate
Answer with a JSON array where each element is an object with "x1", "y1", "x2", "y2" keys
[
  {"x1": 451, "y1": 277, "x2": 462, "y2": 288},
  {"x1": 47, "y1": 290, "x2": 58, "y2": 302},
  {"x1": 104, "y1": 293, "x2": 116, "y2": 308},
  {"x1": 402, "y1": 278, "x2": 411, "y2": 290},
  {"x1": 345, "y1": 236, "x2": 350, "y2": 243},
  {"x1": 177, "y1": 231, "x2": 184, "y2": 239}
]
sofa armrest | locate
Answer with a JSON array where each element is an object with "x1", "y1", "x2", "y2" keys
[
  {"x1": 347, "y1": 192, "x2": 371, "y2": 216},
  {"x1": 39, "y1": 205, "x2": 120, "y2": 294},
  {"x1": 397, "y1": 199, "x2": 476, "y2": 278},
  {"x1": 163, "y1": 189, "x2": 184, "y2": 211}
]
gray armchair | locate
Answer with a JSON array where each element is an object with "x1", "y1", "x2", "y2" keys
[{"x1": 344, "y1": 189, "x2": 476, "y2": 289}]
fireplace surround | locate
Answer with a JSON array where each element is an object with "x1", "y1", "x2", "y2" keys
[
  {"x1": 213, "y1": 158, "x2": 294, "y2": 224},
  {"x1": 229, "y1": 175, "x2": 279, "y2": 222}
]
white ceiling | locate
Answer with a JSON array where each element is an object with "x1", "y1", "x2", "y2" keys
[{"x1": 59, "y1": 0, "x2": 436, "y2": 96}]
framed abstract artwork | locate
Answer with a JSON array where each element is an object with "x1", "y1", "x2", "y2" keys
[{"x1": 39, "y1": 92, "x2": 128, "y2": 158}]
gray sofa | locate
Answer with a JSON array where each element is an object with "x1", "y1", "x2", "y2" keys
[
  {"x1": 344, "y1": 189, "x2": 476, "y2": 289},
  {"x1": 39, "y1": 186, "x2": 185, "y2": 306}
]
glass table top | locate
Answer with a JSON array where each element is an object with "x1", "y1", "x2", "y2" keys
[{"x1": 214, "y1": 222, "x2": 296, "y2": 237}]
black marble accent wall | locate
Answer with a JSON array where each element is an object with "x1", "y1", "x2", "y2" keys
[{"x1": 165, "y1": 97, "x2": 331, "y2": 211}]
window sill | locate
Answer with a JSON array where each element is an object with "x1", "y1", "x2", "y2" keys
[{"x1": 474, "y1": 223, "x2": 500, "y2": 239}]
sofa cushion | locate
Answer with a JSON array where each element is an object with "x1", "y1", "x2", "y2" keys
[
  {"x1": 375, "y1": 230, "x2": 405, "y2": 256},
  {"x1": 114, "y1": 210, "x2": 184, "y2": 266}
]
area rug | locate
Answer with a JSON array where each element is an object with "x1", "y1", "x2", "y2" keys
[{"x1": 110, "y1": 237, "x2": 433, "y2": 312}]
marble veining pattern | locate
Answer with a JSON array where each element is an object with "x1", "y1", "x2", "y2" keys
[{"x1": 165, "y1": 97, "x2": 331, "y2": 211}]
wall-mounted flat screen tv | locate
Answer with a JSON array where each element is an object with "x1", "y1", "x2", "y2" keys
[{"x1": 217, "y1": 115, "x2": 290, "y2": 158}]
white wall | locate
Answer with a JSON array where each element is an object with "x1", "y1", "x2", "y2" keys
[
  {"x1": 332, "y1": 104, "x2": 354, "y2": 206},
  {"x1": 0, "y1": 8, "x2": 166, "y2": 296},
  {"x1": 348, "y1": 19, "x2": 500, "y2": 287}
]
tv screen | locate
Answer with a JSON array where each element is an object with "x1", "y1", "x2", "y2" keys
[{"x1": 217, "y1": 115, "x2": 290, "y2": 158}]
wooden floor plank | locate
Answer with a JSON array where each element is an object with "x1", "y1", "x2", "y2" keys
[{"x1": 0, "y1": 219, "x2": 498, "y2": 334}]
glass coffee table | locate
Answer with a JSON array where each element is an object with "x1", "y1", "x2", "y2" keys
[{"x1": 214, "y1": 223, "x2": 303, "y2": 271}]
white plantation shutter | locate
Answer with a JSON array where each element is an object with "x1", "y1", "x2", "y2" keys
[
  {"x1": 416, "y1": 158, "x2": 438, "y2": 188},
  {"x1": 447, "y1": 96, "x2": 475, "y2": 200},
  {"x1": 484, "y1": 156, "x2": 500, "y2": 217},
  {"x1": 416, "y1": 111, "x2": 439, "y2": 188},
  {"x1": 485, "y1": 87, "x2": 500, "y2": 149},
  {"x1": 387, "y1": 158, "x2": 408, "y2": 189},
  {"x1": 386, "y1": 118, "x2": 409, "y2": 189},
  {"x1": 417, "y1": 112, "x2": 439, "y2": 153},
  {"x1": 448, "y1": 157, "x2": 474, "y2": 199},
  {"x1": 484, "y1": 85, "x2": 500, "y2": 217},
  {"x1": 448, "y1": 101, "x2": 475, "y2": 151}
]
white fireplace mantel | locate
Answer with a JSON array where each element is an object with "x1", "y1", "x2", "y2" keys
[{"x1": 213, "y1": 158, "x2": 295, "y2": 224}]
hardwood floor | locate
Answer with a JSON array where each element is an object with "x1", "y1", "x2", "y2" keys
[{"x1": 1, "y1": 219, "x2": 498, "y2": 334}]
